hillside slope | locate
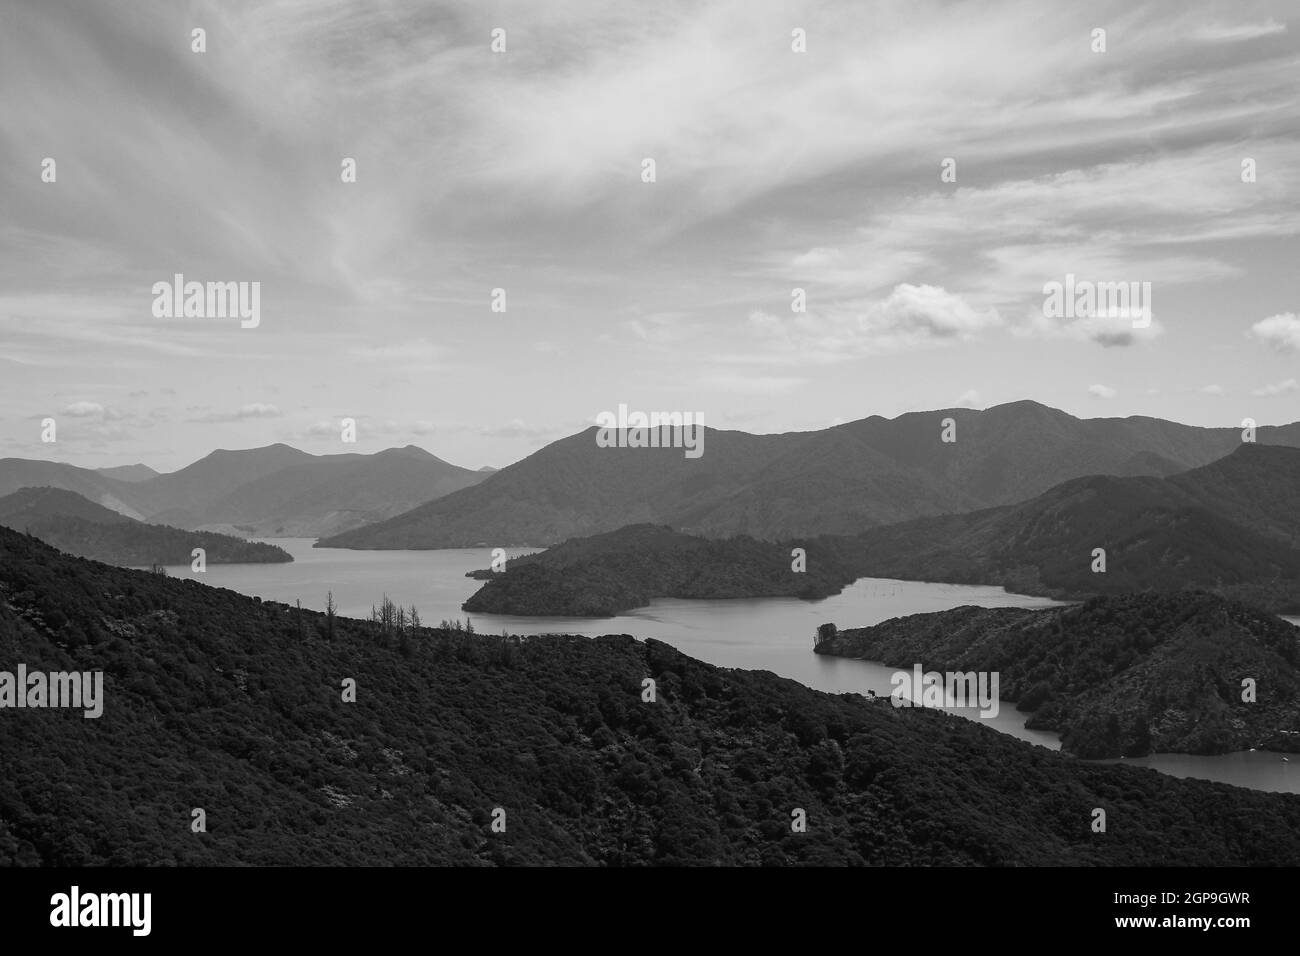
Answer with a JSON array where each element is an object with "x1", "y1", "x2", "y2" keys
[
  {"x1": 815, "y1": 592, "x2": 1300, "y2": 758},
  {"x1": 0, "y1": 487, "x2": 291, "y2": 566},
  {"x1": 462, "y1": 523, "x2": 856, "y2": 615},
  {"x1": 838, "y1": 444, "x2": 1300, "y2": 613},
  {"x1": 2, "y1": 527, "x2": 1299, "y2": 865}
]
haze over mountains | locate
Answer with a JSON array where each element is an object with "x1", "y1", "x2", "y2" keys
[
  {"x1": 322, "y1": 401, "x2": 1300, "y2": 550},
  {"x1": 0, "y1": 487, "x2": 291, "y2": 566},
  {"x1": 94, "y1": 464, "x2": 159, "y2": 483},
  {"x1": 0, "y1": 443, "x2": 488, "y2": 538}
]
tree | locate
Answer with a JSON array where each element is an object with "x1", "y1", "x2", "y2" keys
[
  {"x1": 325, "y1": 591, "x2": 336, "y2": 641},
  {"x1": 379, "y1": 594, "x2": 396, "y2": 634}
]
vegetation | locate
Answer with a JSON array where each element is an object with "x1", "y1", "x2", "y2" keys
[
  {"x1": 0, "y1": 487, "x2": 291, "y2": 567},
  {"x1": 815, "y1": 592, "x2": 1300, "y2": 758},
  {"x1": 463, "y1": 524, "x2": 855, "y2": 616},
  {"x1": 3, "y1": 527, "x2": 1300, "y2": 865},
  {"x1": 463, "y1": 446, "x2": 1300, "y2": 617},
  {"x1": 828, "y1": 445, "x2": 1300, "y2": 615}
]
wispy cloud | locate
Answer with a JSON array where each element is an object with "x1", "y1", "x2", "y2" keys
[
  {"x1": 1253, "y1": 378, "x2": 1299, "y2": 397},
  {"x1": 188, "y1": 403, "x2": 283, "y2": 423},
  {"x1": 1193, "y1": 20, "x2": 1287, "y2": 42}
]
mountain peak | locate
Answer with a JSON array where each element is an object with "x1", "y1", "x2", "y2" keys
[{"x1": 378, "y1": 444, "x2": 437, "y2": 460}]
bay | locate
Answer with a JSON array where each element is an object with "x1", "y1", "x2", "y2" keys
[{"x1": 157, "y1": 539, "x2": 1300, "y2": 793}]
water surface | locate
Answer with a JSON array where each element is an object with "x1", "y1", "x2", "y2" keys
[{"x1": 162, "y1": 539, "x2": 1300, "y2": 792}]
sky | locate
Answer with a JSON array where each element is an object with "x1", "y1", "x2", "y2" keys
[{"x1": 1, "y1": 0, "x2": 1298, "y2": 472}]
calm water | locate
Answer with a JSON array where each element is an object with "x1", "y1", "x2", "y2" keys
[{"x1": 161, "y1": 539, "x2": 1300, "y2": 794}]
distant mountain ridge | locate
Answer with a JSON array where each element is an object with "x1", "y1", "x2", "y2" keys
[
  {"x1": 0, "y1": 443, "x2": 487, "y2": 538},
  {"x1": 835, "y1": 443, "x2": 1300, "y2": 613},
  {"x1": 94, "y1": 463, "x2": 158, "y2": 482},
  {"x1": 461, "y1": 444, "x2": 1300, "y2": 616},
  {"x1": 320, "y1": 401, "x2": 1300, "y2": 549},
  {"x1": 0, "y1": 486, "x2": 291, "y2": 566}
]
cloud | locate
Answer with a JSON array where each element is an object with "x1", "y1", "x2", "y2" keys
[
  {"x1": 304, "y1": 418, "x2": 442, "y2": 440},
  {"x1": 478, "y1": 419, "x2": 564, "y2": 440},
  {"x1": 954, "y1": 390, "x2": 981, "y2": 407},
  {"x1": 1253, "y1": 378, "x2": 1299, "y2": 397},
  {"x1": 305, "y1": 420, "x2": 338, "y2": 437},
  {"x1": 700, "y1": 373, "x2": 807, "y2": 395},
  {"x1": 188, "y1": 403, "x2": 283, "y2": 423},
  {"x1": 350, "y1": 339, "x2": 444, "y2": 363},
  {"x1": 1088, "y1": 384, "x2": 1117, "y2": 399},
  {"x1": 744, "y1": 284, "x2": 1001, "y2": 364},
  {"x1": 868, "y1": 284, "x2": 1003, "y2": 338},
  {"x1": 1249, "y1": 313, "x2": 1300, "y2": 352},
  {"x1": 1023, "y1": 305, "x2": 1164, "y2": 348},
  {"x1": 622, "y1": 313, "x2": 701, "y2": 347},
  {"x1": 1198, "y1": 384, "x2": 1225, "y2": 395},
  {"x1": 1193, "y1": 20, "x2": 1286, "y2": 42},
  {"x1": 3, "y1": 0, "x2": 1300, "y2": 464},
  {"x1": 62, "y1": 401, "x2": 106, "y2": 418}
]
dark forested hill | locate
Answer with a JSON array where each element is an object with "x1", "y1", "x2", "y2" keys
[
  {"x1": 0, "y1": 487, "x2": 291, "y2": 566},
  {"x1": 814, "y1": 592, "x2": 1300, "y2": 758},
  {"x1": 319, "y1": 401, "x2": 1300, "y2": 549},
  {"x1": 835, "y1": 443, "x2": 1300, "y2": 614},
  {"x1": 2, "y1": 527, "x2": 1300, "y2": 866},
  {"x1": 462, "y1": 523, "x2": 856, "y2": 615}
]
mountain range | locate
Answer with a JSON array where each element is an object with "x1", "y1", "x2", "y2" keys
[
  {"x1": 0, "y1": 443, "x2": 487, "y2": 538},
  {"x1": 461, "y1": 443, "x2": 1300, "y2": 616},
  {"x1": 320, "y1": 400, "x2": 1300, "y2": 549},
  {"x1": 834, "y1": 443, "x2": 1300, "y2": 612}
]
